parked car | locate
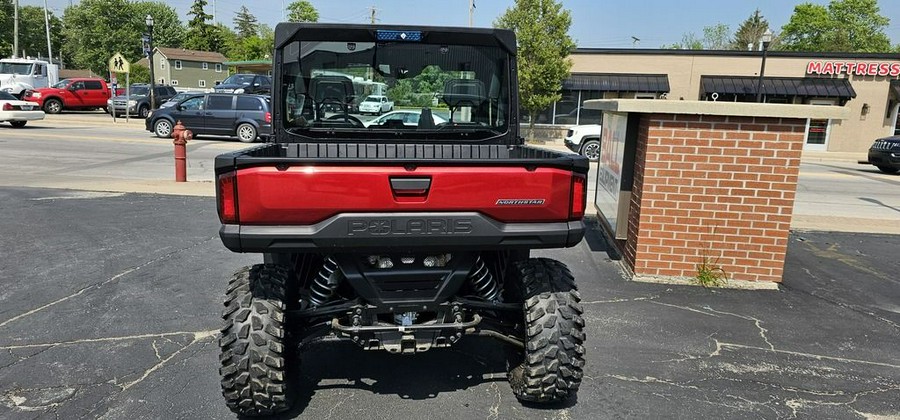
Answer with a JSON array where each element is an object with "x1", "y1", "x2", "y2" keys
[
  {"x1": 358, "y1": 94, "x2": 393, "y2": 115},
  {"x1": 145, "y1": 93, "x2": 271, "y2": 143},
  {"x1": 0, "y1": 91, "x2": 44, "y2": 127},
  {"x1": 213, "y1": 74, "x2": 272, "y2": 95},
  {"x1": 107, "y1": 84, "x2": 177, "y2": 118},
  {"x1": 564, "y1": 124, "x2": 602, "y2": 160},
  {"x1": 862, "y1": 135, "x2": 900, "y2": 174},
  {"x1": 160, "y1": 91, "x2": 205, "y2": 109},
  {"x1": 22, "y1": 78, "x2": 113, "y2": 114},
  {"x1": 364, "y1": 109, "x2": 447, "y2": 127}
]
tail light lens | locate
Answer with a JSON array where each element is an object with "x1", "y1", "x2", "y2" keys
[
  {"x1": 570, "y1": 173, "x2": 587, "y2": 220},
  {"x1": 2, "y1": 103, "x2": 12, "y2": 111},
  {"x1": 264, "y1": 112, "x2": 271, "y2": 123},
  {"x1": 217, "y1": 171, "x2": 238, "y2": 224}
]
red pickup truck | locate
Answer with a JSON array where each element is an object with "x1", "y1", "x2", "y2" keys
[
  {"x1": 214, "y1": 24, "x2": 588, "y2": 416},
  {"x1": 22, "y1": 78, "x2": 112, "y2": 114}
]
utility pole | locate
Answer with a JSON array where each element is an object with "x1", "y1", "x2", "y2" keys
[
  {"x1": 44, "y1": 0, "x2": 52, "y2": 64},
  {"x1": 213, "y1": 0, "x2": 217, "y2": 25},
  {"x1": 13, "y1": 0, "x2": 19, "y2": 58},
  {"x1": 469, "y1": 0, "x2": 474, "y2": 27}
]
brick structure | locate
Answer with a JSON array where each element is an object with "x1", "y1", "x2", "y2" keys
[
  {"x1": 586, "y1": 100, "x2": 849, "y2": 285},
  {"x1": 625, "y1": 114, "x2": 806, "y2": 283}
]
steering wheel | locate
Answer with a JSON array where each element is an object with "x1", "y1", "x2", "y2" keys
[{"x1": 325, "y1": 114, "x2": 365, "y2": 128}]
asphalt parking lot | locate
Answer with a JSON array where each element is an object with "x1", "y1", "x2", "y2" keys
[{"x1": 0, "y1": 187, "x2": 898, "y2": 419}]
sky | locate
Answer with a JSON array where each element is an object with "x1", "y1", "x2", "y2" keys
[{"x1": 21, "y1": 0, "x2": 900, "y2": 49}]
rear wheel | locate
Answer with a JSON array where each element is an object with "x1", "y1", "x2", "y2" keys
[
  {"x1": 507, "y1": 258, "x2": 585, "y2": 403},
  {"x1": 876, "y1": 165, "x2": 899, "y2": 174},
  {"x1": 138, "y1": 105, "x2": 150, "y2": 119},
  {"x1": 43, "y1": 99, "x2": 62, "y2": 114},
  {"x1": 10, "y1": 121, "x2": 27, "y2": 128},
  {"x1": 219, "y1": 264, "x2": 293, "y2": 416},
  {"x1": 580, "y1": 139, "x2": 601, "y2": 160},
  {"x1": 154, "y1": 119, "x2": 172, "y2": 138},
  {"x1": 237, "y1": 123, "x2": 257, "y2": 143}
]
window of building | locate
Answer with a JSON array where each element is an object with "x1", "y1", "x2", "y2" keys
[
  {"x1": 175, "y1": 60, "x2": 182, "y2": 70},
  {"x1": 171, "y1": 80, "x2": 179, "y2": 86},
  {"x1": 202, "y1": 62, "x2": 209, "y2": 70},
  {"x1": 215, "y1": 63, "x2": 223, "y2": 73},
  {"x1": 160, "y1": 60, "x2": 165, "y2": 69},
  {"x1": 199, "y1": 80, "x2": 206, "y2": 88},
  {"x1": 520, "y1": 89, "x2": 617, "y2": 126},
  {"x1": 159, "y1": 78, "x2": 165, "y2": 84},
  {"x1": 894, "y1": 105, "x2": 900, "y2": 136}
]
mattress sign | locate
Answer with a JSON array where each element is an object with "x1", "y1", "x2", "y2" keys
[{"x1": 806, "y1": 61, "x2": 900, "y2": 77}]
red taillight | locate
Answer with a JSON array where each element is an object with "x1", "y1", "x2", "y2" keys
[
  {"x1": 217, "y1": 171, "x2": 238, "y2": 224},
  {"x1": 2, "y1": 103, "x2": 12, "y2": 111},
  {"x1": 264, "y1": 112, "x2": 271, "y2": 123},
  {"x1": 570, "y1": 173, "x2": 587, "y2": 220}
]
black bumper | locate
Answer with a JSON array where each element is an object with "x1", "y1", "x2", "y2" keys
[
  {"x1": 564, "y1": 139, "x2": 580, "y2": 153},
  {"x1": 220, "y1": 212, "x2": 585, "y2": 253},
  {"x1": 867, "y1": 150, "x2": 900, "y2": 169}
]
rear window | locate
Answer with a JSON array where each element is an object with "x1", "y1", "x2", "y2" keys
[
  {"x1": 236, "y1": 96, "x2": 263, "y2": 111},
  {"x1": 207, "y1": 95, "x2": 233, "y2": 110},
  {"x1": 84, "y1": 80, "x2": 103, "y2": 90}
]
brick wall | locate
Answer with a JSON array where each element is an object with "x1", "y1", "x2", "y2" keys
[{"x1": 624, "y1": 114, "x2": 806, "y2": 283}]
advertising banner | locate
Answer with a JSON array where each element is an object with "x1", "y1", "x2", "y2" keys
[{"x1": 595, "y1": 112, "x2": 628, "y2": 237}]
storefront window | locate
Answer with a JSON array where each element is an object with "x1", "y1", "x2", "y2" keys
[
  {"x1": 806, "y1": 119, "x2": 829, "y2": 145},
  {"x1": 520, "y1": 89, "x2": 616, "y2": 126},
  {"x1": 894, "y1": 105, "x2": 900, "y2": 136}
]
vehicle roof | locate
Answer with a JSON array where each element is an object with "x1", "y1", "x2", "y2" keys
[{"x1": 273, "y1": 23, "x2": 516, "y2": 54}]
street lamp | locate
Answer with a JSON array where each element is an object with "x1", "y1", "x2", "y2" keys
[
  {"x1": 755, "y1": 29, "x2": 774, "y2": 103},
  {"x1": 145, "y1": 14, "x2": 155, "y2": 110}
]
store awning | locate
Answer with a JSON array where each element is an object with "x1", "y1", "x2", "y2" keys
[
  {"x1": 563, "y1": 73, "x2": 670, "y2": 93},
  {"x1": 701, "y1": 76, "x2": 856, "y2": 98},
  {"x1": 890, "y1": 80, "x2": 900, "y2": 101}
]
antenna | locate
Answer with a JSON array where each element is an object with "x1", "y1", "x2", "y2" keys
[{"x1": 631, "y1": 36, "x2": 640, "y2": 48}]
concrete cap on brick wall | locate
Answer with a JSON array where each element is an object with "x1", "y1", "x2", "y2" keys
[{"x1": 584, "y1": 99, "x2": 850, "y2": 120}]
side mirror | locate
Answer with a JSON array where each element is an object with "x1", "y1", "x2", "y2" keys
[
  {"x1": 68, "y1": 85, "x2": 77, "y2": 91},
  {"x1": 215, "y1": 81, "x2": 221, "y2": 86},
  {"x1": 177, "y1": 105, "x2": 184, "y2": 111}
]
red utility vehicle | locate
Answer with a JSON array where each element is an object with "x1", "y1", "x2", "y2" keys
[
  {"x1": 22, "y1": 78, "x2": 113, "y2": 114},
  {"x1": 214, "y1": 23, "x2": 589, "y2": 416}
]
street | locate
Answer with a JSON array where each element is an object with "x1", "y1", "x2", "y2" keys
[
  {"x1": 3, "y1": 113, "x2": 900, "y2": 233},
  {"x1": 0, "y1": 114, "x2": 898, "y2": 419}
]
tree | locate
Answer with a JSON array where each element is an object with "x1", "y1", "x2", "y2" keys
[
  {"x1": 62, "y1": 0, "x2": 181, "y2": 74},
  {"x1": 134, "y1": 1, "x2": 184, "y2": 49},
  {"x1": 662, "y1": 32, "x2": 703, "y2": 50},
  {"x1": 731, "y1": 9, "x2": 770, "y2": 51},
  {"x1": 779, "y1": 0, "x2": 891, "y2": 52},
  {"x1": 63, "y1": 0, "x2": 139, "y2": 75},
  {"x1": 702, "y1": 23, "x2": 731, "y2": 50},
  {"x1": 286, "y1": 1, "x2": 319, "y2": 23},
  {"x1": 184, "y1": 0, "x2": 215, "y2": 51},
  {"x1": 233, "y1": 6, "x2": 259, "y2": 38},
  {"x1": 495, "y1": 0, "x2": 574, "y2": 139},
  {"x1": 11, "y1": 6, "x2": 64, "y2": 61},
  {"x1": 0, "y1": 0, "x2": 13, "y2": 57}
]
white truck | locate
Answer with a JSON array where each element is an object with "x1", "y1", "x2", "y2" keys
[
  {"x1": 0, "y1": 58, "x2": 59, "y2": 99},
  {"x1": 358, "y1": 94, "x2": 394, "y2": 115},
  {"x1": 564, "y1": 124, "x2": 602, "y2": 160}
]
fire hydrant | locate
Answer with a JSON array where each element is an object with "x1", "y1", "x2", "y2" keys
[{"x1": 172, "y1": 120, "x2": 192, "y2": 182}]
